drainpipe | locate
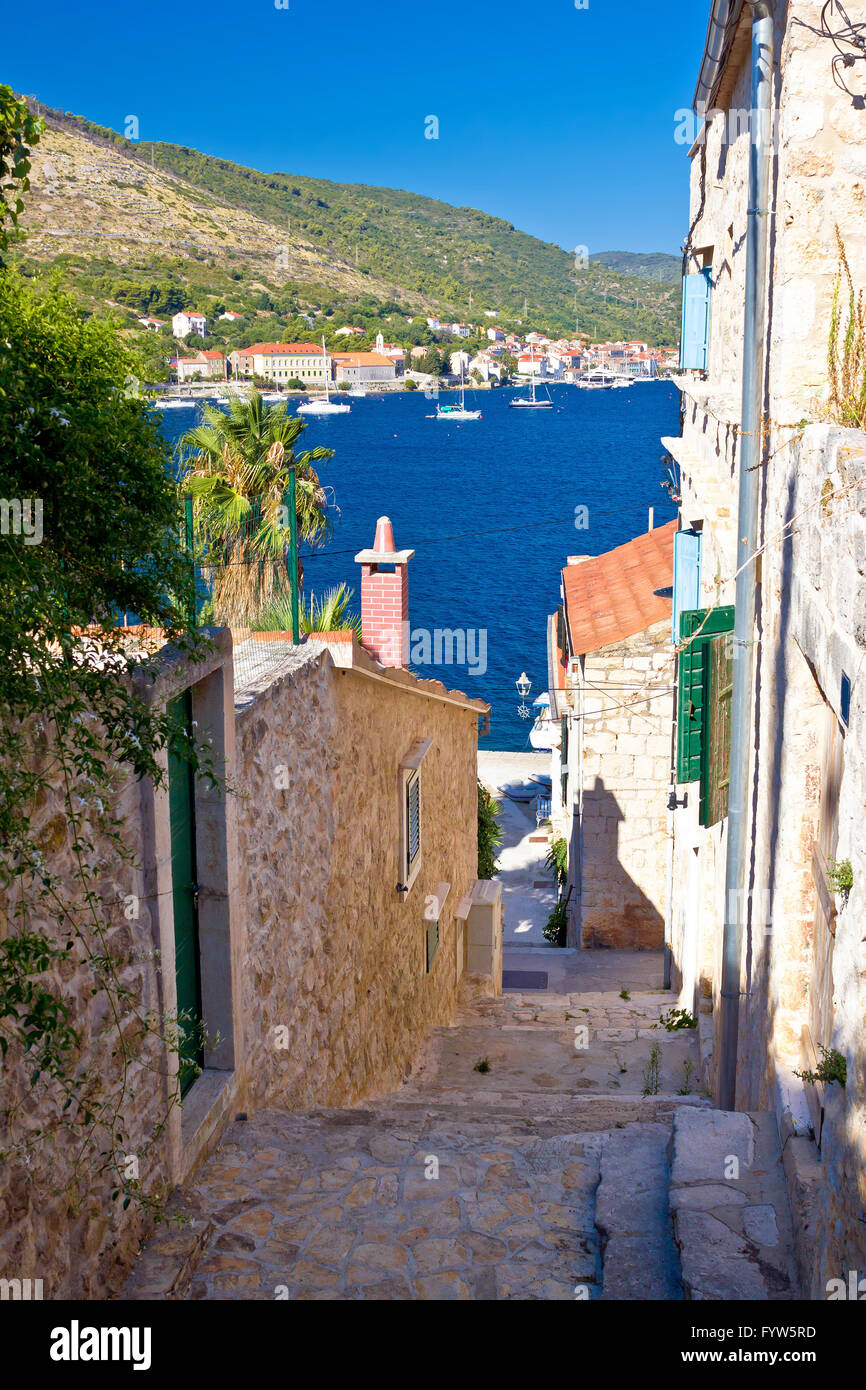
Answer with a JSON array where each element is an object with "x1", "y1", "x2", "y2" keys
[{"x1": 718, "y1": 0, "x2": 774, "y2": 1112}]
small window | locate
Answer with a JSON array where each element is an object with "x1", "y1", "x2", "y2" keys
[
  {"x1": 398, "y1": 739, "x2": 432, "y2": 896},
  {"x1": 841, "y1": 673, "x2": 851, "y2": 727},
  {"x1": 406, "y1": 768, "x2": 421, "y2": 881}
]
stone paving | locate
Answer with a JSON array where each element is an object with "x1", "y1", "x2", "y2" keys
[{"x1": 124, "y1": 981, "x2": 711, "y2": 1301}]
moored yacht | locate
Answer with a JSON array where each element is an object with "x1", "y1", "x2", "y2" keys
[
  {"x1": 297, "y1": 338, "x2": 352, "y2": 415},
  {"x1": 435, "y1": 365, "x2": 481, "y2": 420}
]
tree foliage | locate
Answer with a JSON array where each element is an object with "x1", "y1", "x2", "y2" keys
[
  {"x1": 0, "y1": 269, "x2": 212, "y2": 1212},
  {"x1": 0, "y1": 86, "x2": 43, "y2": 261},
  {"x1": 179, "y1": 391, "x2": 334, "y2": 624}
]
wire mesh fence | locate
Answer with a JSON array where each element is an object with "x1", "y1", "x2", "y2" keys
[{"x1": 178, "y1": 493, "x2": 308, "y2": 695}]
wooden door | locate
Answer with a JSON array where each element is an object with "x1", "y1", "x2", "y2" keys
[{"x1": 168, "y1": 689, "x2": 203, "y2": 1096}]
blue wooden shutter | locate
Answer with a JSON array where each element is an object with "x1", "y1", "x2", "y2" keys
[
  {"x1": 406, "y1": 769, "x2": 421, "y2": 878},
  {"x1": 672, "y1": 529, "x2": 702, "y2": 643},
  {"x1": 680, "y1": 268, "x2": 712, "y2": 370}
]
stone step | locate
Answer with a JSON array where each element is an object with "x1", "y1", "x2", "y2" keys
[
  {"x1": 595, "y1": 1123, "x2": 682, "y2": 1300},
  {"x1": 669, "y1": 1108, "x2": 801, "y2": 1300}
]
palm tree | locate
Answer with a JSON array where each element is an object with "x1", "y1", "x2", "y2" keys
[
  {"x1": 179, "y1": 390, "x2": 334, "y2": 625},
  {"x1": 253, "y1": 584, "x2": 362, "y2": 638}
]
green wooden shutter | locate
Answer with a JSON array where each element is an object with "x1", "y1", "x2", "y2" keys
[
  {"x1": 676, "y1": 607, "x2": 734, "y2": 784},
  {"x1": 167, "y1": 689, "x2": 203, "y2": 1095},
  {"x1": 702, "y1": 631, "x2": 733, "y2": 827},
  {"x1": 406, "y1": 769, "x2": 421, "y2": 879}
]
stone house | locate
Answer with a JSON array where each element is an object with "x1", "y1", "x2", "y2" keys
[
  {"x1": 547, "y1": 521, "x2": 676, "y2": 949},
  {"x1": 332, "y1": 352, "x2": 397, "y2": 384},
  {"x1": 176, "y1": 350, "x2": 225, "y2": 382},
  {"x1": 0, "y1": 518, "x2": 491, "y2": 1297},
  {"x1": 667, "y1": 0, "x2": 866, "y2": 1295}
]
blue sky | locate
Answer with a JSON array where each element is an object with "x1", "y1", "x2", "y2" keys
[{"x1": 8, "y1": 0, "x2": 709, "y2": 255}]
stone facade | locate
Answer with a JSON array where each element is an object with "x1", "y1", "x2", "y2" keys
[
  {"x1": 0, "y1": 632, "x2": 484, "y2": 1298},
  {"x1": 234, "y1": 642, "x2": 482, "y2": 1113},
  {"x1": 552, "y1": 622, "x2": 674, "y2": 950},
  {"x1": 668, "y1": 0, "x2": 866, "y2": 1295}
]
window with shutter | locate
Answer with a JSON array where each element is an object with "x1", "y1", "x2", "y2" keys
[
  {"x1": 672, "y1": 529, "x2": 702, "y2": 644},
  {"x1": 680, "y1": 268, "x2": 713, "y2": 371},
  {"x1": 425, "y1": 915, "x2": 439, "y2": 972},
  {"x1": 561, "y1": 714, "x2": 569, "y2": 805},
  {"x1": 676, "y1": 607, "x2": 734, "y2": 787},
  {"x1": 406, "y1": 768, "x2": 421, "y2": 880},
  {"x1": 702, "y1": 631, "x2": 733, "y2": 827}
]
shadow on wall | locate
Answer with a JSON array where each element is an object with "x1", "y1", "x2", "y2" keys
[{"x1": 580, "y1": 775, "x2": 664, "y2": 951}]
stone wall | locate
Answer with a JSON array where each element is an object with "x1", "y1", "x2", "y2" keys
[
  {"x1": 571, "y1": 623, "x2": 674, "y2": 950},
  {"x1": 0, "y1": 636, "x2": 481, "y2": 1298},
  {"x1": 0, "y1": 634, "x2": 234, "y2": 1300},
  {"x1": 234, "y1": 646, "x2": 480, "y2": 1112},
  {"x1": 668, "y1": 0, "x2": 866, "y2": 1296}
]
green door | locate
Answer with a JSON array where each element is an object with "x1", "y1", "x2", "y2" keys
[{"x1": 168, "y1": 689, "x2": 203, "y2": 1096}]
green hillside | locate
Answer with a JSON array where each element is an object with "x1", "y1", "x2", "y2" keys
[
  {"x1": 591, "y1": 251, "x2": 682, "y2": 286},
  {"x1": 21, "y1": 103, "x2": 682, "y2": 349}
]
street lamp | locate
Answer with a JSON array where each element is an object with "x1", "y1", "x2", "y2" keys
[{"x1": 516, "y1": 671, "x2": 532, "y2": 719}]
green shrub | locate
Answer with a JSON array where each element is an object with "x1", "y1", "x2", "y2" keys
[
  {"x1": 477, "y1": 781, "x2": 503, "y2": 878},
  {"x1": 545, "y1": 836, "x2": 568, "y2": 891},
  {"x1": 796, "y1": 1046, "x2": 847, "y2": 1088},
  {"x1": 543, "y1": 899, "x2": 568, "y2": 948}
]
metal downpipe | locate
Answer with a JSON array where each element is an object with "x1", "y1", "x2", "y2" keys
[{"x1": 718, "y1": 1, "x2": 774, "y2": 1112}]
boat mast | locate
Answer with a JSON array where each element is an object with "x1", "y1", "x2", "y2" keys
[{"x1": 321, "y1": 335, "x2": 331, "y2": 404}]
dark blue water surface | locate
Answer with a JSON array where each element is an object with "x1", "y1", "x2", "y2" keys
[{"x1": 159, "y1": 381, "x2": 680, "y2": 749}]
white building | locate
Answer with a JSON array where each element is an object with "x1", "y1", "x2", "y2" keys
[
  {"x1": 172, "y1": 310, "x2": 207, "y2": 339},
  {"x1": 333, "y1": 352, "x2": 397, "y2": 384}
]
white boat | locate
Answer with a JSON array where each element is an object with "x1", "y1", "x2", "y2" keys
[
  {"x1": 509, "y1": 377, "x2": 553, "y2": 409},
  {"x1": 154, "y1": 397, "x2": 195, "y2": 409},
  {"x1": 509, "y1": 352, "x2": 553, "y2": 408},
  {"x1": 577, "y1": 370, "x2": 616, "y2": 390},
  {"x1": 347, "y1": 386, "x2": 367, "y2": 398},
  {"x1": 435, "y1": 365, "x2": 481, "y2": 420},
  {"x1": 297, "y1": 338, "x2": 351, "y2": 415},
  {"x1": 528, "y1": 693, "x2": 554, "y2": 751}
]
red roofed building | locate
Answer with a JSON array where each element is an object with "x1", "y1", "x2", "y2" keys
[
  {"x1": 176, "y1": 349, "x2": 226, "y2": 382},
  {"x1": 228, "y1": 343, "x2": 327, "y2": 383},
  {"x1": 547, "y1": 519, "x2": 676, "y2": 949}
]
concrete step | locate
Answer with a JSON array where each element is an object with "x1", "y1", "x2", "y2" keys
[
  {"x1": 669, "y1": 1108, "x2": 801, "y2": 1300},
  {"x1": 596, "y1": 1123, "x2": 682, "y2": 1300}
]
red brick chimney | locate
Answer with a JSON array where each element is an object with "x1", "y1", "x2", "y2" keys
[{"x1": 355, "y1": 516, "x2": 414, "y2": 668}]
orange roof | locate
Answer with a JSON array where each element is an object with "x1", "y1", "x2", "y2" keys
[
  {"x1": 562, "y1": 520, "x2": 675, "y2": 656},
  {"x1": 237, "y1": 342, "x2": 322, "y2": 356},
  {"x1": 332, "y1": 353, "x2": 394, "y2": 366},
  {"x1": 549, "y1": 613, "x2": 567, "y2": 690}
]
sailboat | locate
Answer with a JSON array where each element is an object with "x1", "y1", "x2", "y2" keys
[
  {"x1": 435, "y1": 364, "x2": 481, "y2": 420},
  {"x1": 297, "y1": 338, "x2": 351, "y2": 415},
  {"x1": 509, "y1": 350, "x2": 553, "y2": 408}
]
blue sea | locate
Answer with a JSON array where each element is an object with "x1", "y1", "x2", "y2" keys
[{"x1": 158, "y1": 382, "x2": 680, "y2": 749}]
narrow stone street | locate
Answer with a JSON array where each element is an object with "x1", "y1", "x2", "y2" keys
[{"x1": 124, "y1": 961, "x2": 801, "y2": 1301}]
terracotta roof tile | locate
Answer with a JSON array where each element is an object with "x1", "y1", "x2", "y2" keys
[{"x1": 562, "y1": 520, "x2": 676, "y2": 656}]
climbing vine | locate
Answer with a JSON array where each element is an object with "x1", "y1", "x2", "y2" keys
[{"x1": 0, "y1": 177, "x2": 215, "y2": 1231}]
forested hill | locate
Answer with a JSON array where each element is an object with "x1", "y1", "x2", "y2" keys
[
  {"x1": 17, "y1": 101, "x2": 682, "y2": 346},
  {"x1": 590, "y1": 251, "x2": 682, "y2": 285}
]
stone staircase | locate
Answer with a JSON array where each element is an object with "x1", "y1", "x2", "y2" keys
[{"x1": 123, "y1": 985, "x2": 800, "y2": 1300}]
